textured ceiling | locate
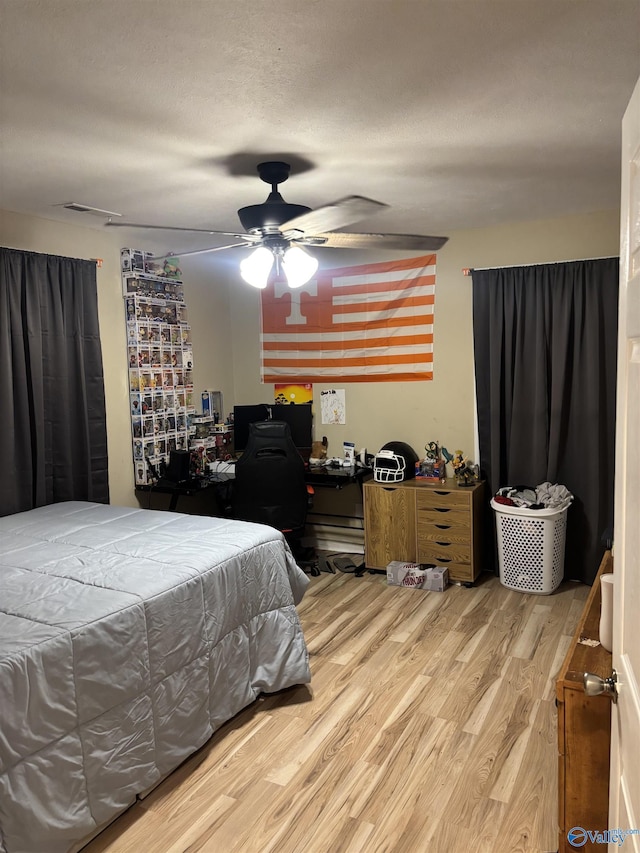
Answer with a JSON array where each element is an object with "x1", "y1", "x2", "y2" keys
[{"x1": 1, "y1": 0, "x2": 639, "y2": 258}]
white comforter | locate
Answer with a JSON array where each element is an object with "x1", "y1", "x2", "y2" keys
[{"x1": 0, "y1": 502, "x2": 311, "y2": 853}]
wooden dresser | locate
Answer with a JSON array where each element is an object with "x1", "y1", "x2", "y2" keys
[
  {"x1": 363, "y1": 478, "x2": 484, "y2": 584},
  {"x1": 556, "y1": 550, "x2": 612, "y2": 852}
]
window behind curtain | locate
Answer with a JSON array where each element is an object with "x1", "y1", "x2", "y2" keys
[
  {"x1": 472, "y1": 258, "x2": 618, "y2": 585},
  {"x1": 0, "y1": 247, "x2": 109, "y2": 516}
]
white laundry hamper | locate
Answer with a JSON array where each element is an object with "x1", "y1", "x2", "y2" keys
[{"x1": 491, "y1": 498, "x2": 571, "y2": 594}]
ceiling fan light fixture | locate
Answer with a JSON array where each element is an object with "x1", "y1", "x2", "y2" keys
[
  {"x1": 240, "y1": 246, "x2": 274, "y2": 289},
  {"x1": 282, "y1": 246, "x2": 319, "y2": 289}
]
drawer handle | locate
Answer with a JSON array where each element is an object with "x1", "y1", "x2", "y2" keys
[
  {"x1": 433, "y1": 508, "x2": 451, "y2": 513},
  {"x1": 435, "y1": 524, "x2": 451, "y2": 530},
  {"x1": 435, "y1": 541, "x2": 452, "y2": 547},
  {"x1": 434, "y1": 557, "x2": 452, "y2": 563},
  {"x1": 433, "y1": 491, "x2": 451, "y2": 496}
]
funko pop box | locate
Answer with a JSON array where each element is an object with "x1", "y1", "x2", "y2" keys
[{"x1": 386, "y1": 561, "x2": 449, "y2": 592}]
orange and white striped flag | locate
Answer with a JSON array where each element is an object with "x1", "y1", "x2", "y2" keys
[{"x1": 260, "y1": 254, "x2": 436, "y2": 383}]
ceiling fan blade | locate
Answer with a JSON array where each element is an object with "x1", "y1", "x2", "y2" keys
[
  {"x1": 280, "y1": 195, "x2": 388, "y2": 236},
  {"x1": 105, "y1": 221, "x2": 250, "y2": 239},
  {"x1": 148, "y1": 243, "x2": 256, "y2": 261},
  {"x1": 301, "y1": 231, "x2": 449, "y2": 252}
]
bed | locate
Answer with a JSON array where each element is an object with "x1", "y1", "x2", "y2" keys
[{"x1": 0, "y1": 501, "x2": 311, "y2": 853}]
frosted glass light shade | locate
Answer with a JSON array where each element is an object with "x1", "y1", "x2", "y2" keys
[
  {"x1": 282, "y1": 246, "x2": 319, "y2": 288},
  {"x1": 240, "y1": 247, "x2": 274, "y2": 289}
]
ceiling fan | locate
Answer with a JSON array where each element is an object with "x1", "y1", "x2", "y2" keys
[{"x1": 105, "y1": 161, "x2": 449, "y2": 289}]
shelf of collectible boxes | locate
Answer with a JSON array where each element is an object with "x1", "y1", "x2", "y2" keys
[
  {"x1": 125, "y1": 272, "x2": 196, "y2": 486},
  {"x1": 191, "y1": 416, "x2": 234, "y2": 476}
]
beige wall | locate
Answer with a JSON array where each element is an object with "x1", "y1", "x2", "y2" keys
[
  {"x1": 2, "y1": 206, "x2": 620, "y2": 510},
  {"x1": 178, "y1": 252, "x2": 235, "y2": 423},
  {"x1": 226, "y1": 208, "x2": 620, "y2": 466}
]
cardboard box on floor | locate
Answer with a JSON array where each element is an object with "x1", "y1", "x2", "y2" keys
[{"x1": 386, "y1": 561, "x2": 449, "y2": 592}]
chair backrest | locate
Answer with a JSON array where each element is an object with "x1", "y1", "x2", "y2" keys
[{"x1": 231, "y1": 420, "x2": 308, "y2": 531}]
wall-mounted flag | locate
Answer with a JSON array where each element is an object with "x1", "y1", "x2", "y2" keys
[{"x1": 260, "y1": 254, "x2": 436, "y2": 383}]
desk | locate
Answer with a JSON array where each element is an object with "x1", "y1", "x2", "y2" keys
[
  {"x1": 207, "y1": 460, "x2": 372, "y2": 491},
  {"x1": 304, "y1": 465, "x2": 372, "y2": 541},
  {"x1": 304, "y1": 464, "x2": 372, "y2": 490},
  {"x1": 214, "y1": 462, "x2": 373, "y2": 537},
  {"x1": 135, "y1": 476, "x2": 228, "y2": 512},
  {"x1": 136, "y1": 466, "x2": 373, "y2": 528}
]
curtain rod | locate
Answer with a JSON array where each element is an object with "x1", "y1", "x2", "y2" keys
[{"x1": 462, "y1": 256, "x2": 618, "y2": 276}]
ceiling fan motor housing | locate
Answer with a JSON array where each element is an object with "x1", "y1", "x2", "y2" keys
[
  {"x1": 237, "y1": 198, "x2": 311, "y2": 232},
  {"x1": 238, "y1": 161, "x2": 311, "y2": 232}
]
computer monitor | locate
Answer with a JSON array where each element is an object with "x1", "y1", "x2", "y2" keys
[
  {"x1": 232, "y1": 404, "x2": 271, "y2": 453},
  {"x1": 233, "y1": 403, "x2": 313, "y2": 457},
  {"x1": 273, "y1": 403, "x2": 313, "y2": 457}
]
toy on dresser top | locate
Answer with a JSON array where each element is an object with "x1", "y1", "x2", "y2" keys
[
  {"x1": 415, "y1": 443, "x2": 481, "y2": 485},
  {"x1": 445, "y1": 448, "x2": 480, "y2": 486},
  {"x1": 417, "y1": 441, "x2": 446, "y2": 481}
]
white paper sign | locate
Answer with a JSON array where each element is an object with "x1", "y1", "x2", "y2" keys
[{"x1": 320, "y1": 389, "x2": 346, "y2": 425}]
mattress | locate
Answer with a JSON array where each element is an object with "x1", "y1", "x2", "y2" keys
[{"x1": 0, "y1": 502, "x2": 311, "y2": 853}]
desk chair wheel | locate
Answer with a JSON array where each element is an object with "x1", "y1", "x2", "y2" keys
[{"x1": 297, "y1": 555, "x2": 320, "y2": 576}]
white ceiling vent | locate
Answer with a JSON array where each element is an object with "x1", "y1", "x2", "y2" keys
[{"x1": 57, "y1": 203, "x2": 123, "y2": 218}]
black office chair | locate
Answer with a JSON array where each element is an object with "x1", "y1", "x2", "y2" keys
[{"x1": 231, "y1": 421, "x2": 318, "y2": 574}]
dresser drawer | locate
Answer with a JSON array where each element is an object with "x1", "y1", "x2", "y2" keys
[
  {"x1": 417, "y1": 521, "x2": 471, "y2": 545},
  {"x1": 417, "y1": 557, "x2": 474, "y2": 583},
  {"x1": 416, "y1": 507, "x2": 470, "y2": 528},
  {"x1": 416, "y1": 488, "x2": 471, "y2": 511},
  {"x1": 418, "y1": 541, "x2": 471, "y2": 564}
]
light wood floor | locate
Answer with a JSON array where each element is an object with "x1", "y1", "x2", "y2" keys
[{"x1": 82, "y1": 570, "x2": 588, "y2": 853}]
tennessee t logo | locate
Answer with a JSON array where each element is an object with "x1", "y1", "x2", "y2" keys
[{"x1": 273, "y1": 278, "x2": 317, "y2": 325}]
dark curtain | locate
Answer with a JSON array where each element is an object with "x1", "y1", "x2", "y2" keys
[
  {"x1": 472, "y1": 258, "x2": 618, "y2": 585},
  {"x1": 0, "y1": 247, "x2": 109, "y2": 516}
]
